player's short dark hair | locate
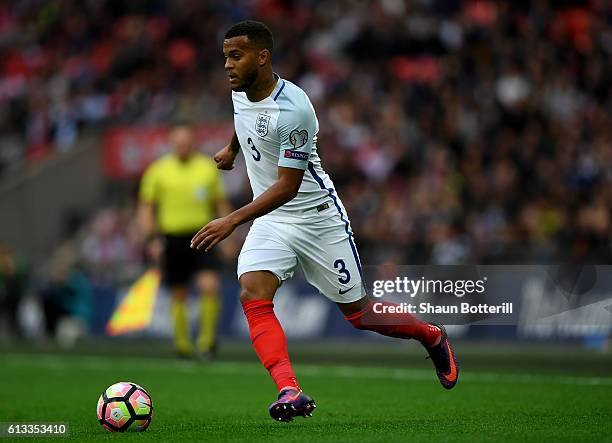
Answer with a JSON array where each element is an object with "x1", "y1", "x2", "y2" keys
[{"x1": 225, "y1": 20, "x2": 273, "y2": 53}]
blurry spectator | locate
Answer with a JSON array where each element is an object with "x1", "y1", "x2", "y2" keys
[
  {"x1": 81, "y1": 207, "x2": 142, "y2": 283},
  {"x1": 40, "y1": 245, "x2": 93, "y2": 347},
  {"x1": 0, "y1": 242, "x2": 29, "y2": 341}
]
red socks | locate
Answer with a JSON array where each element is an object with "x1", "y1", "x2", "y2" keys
[
  {"x1": 345, "y1": 300, "x2": 441, "y2": 348},
  {"x1": 241, "y1": 298, "x2": 439, "y2": 392},
  {"x1": 242, "y1": 300, "x2": 300, "y2": 392}
]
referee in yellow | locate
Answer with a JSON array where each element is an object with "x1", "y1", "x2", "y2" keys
[{"x1": 138, "y1": 122, "x2": 230, "y2": 358}]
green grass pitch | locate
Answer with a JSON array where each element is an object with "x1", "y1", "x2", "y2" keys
[{"x1": 1, "y1": 341, "x2": 611, "y2": 442}]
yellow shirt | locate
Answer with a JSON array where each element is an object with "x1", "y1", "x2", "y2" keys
[{"x1": 139, "y1": 153, "x2": 225, "y2": 235}]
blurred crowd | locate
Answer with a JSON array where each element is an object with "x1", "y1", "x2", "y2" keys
[{"x1": 1, "y1": 0, "x2": 611, "y2": 270}]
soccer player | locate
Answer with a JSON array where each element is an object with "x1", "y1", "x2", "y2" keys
[
  {"x1": 191, "y1": 21, "x2": 458, "y2": 421},
  {"x1": 139, "y1": 122, "x2": 230, "y2": 359}
]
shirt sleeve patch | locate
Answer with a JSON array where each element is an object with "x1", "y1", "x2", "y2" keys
[
  {"x1": 289, "y1": 129, "x2": 309, "y2": 149},
  {"x1": 283, "y1": 150, "x2": 309, "y2": 160}
]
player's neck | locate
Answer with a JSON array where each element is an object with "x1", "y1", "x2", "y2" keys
[{"x1": 246, "y1": 71, "x2": 277, "y2": 102}]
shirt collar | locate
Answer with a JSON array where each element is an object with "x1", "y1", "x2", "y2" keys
[{"x1": 269, "y1": 73, "x2": 283, "y2": 100}]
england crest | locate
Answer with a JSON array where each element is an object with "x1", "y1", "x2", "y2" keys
[{"x1": 255, "y1": 113, "x2": 271, "y2": 137}]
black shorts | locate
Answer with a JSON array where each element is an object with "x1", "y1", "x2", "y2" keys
[{"x1": 162, "y1": 234, "x2": 221, "y2": 286}]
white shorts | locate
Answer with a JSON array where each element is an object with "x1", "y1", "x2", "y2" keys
[{"x1": 237, "y1": 204, "x2": 365, "y2": 303}]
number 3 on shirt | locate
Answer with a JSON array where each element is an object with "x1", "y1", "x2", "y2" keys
[{"x1": 247, "y1": 137, "x2": 261, "y2": 161}]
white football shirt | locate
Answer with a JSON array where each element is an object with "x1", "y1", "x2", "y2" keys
[{"x1": 232, "y1": 74, "x2": 341, "y2": 221}]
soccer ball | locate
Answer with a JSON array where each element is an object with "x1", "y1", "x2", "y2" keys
[{"x1": 97, "y1": 382, "x2": 153, "y2": 432}]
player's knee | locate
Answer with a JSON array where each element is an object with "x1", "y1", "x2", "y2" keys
[
  {"x1": 239, "y1": 285, "x2": 270, "y2": 304},
  {"x1": 340, "y1": 297, "x2": 370, "y2": 330},
  {"x1": 239, "y1": 272, "x2": 278, "y2": 304}
]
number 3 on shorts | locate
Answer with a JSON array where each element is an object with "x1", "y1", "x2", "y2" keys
[{"x1": 334, "y1": 259, "x2": 351, "y2": 284}]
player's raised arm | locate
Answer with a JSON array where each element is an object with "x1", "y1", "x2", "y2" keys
[{"x1": 191, "y1": 166, "x2": 304, "y2": 252}]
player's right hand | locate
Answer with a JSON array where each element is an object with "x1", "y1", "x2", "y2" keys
[{"x1": 214, "y1": 145, "x2": 237, "y2": 170}]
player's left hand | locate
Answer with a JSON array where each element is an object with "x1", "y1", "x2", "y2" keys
[{"x1": 190, "y1": 217, "x2": 237, "y2": 252}]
